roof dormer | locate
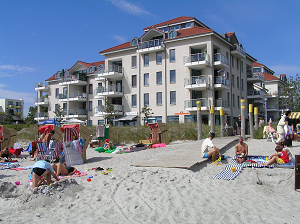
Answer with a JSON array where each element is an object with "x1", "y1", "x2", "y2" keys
[{"x1": 131, "y1": 37, "x2": 138, "y2": 46}]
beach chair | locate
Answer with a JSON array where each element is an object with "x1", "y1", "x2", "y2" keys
[
  {"x1": 36, "y1": 141, "x2": 47, "y2": 160},
  {"x1": 43, "y1": 149, "x2": 55, "y2": 162}
]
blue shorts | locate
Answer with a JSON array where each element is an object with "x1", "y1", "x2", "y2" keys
[{"x1": 203, "y1": 153, "x2": 210, "y2": 158}]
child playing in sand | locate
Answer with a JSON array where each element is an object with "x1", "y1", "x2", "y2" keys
[{"x1": 262, "y1": 145, "x2": 289, "y2": 166}]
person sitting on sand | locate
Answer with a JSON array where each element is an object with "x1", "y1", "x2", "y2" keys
[
  {"x1": 0, "y1": 147, "x2": 12, "y2": 163},
  {"x1": 31, "y1": 160, "x2": 59, "y2": 190},
  {"x1": 235, "y1": 136, "x2": 248, "y2": 164},
  {"x1": 262, "y1": 145, "x2": 289, "y2": 166},
  {"x1": 104, "y1": 139, "x2": 114, "y2": 150},
  {"x1": 266, "y1": 121, "x2": 279, "y2": 139},
  {"x1": 51, "y1": 162, "x2": 77, "y2": 176},
  {"x1": 201, "y1": 133, "x2": 221, "y2": 163}
]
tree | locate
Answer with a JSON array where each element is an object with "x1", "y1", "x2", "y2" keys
[
  {"x1": 2, "y1": 112, "x2": 13, "y2": 125},
  {"x1": 104, "y1": 98, "x2": 116, "y2": 124},
  {"x1": 278, "y1": 74, "x2": 300, "y2": 111},
  {"x1": 141, "y1": 103, "x2": 154, "y2": 124},
  {"x1": 53, "y1": 105, "x2": 64, "y2": 122},
  {"x1": 24, "y1": 106, "x2": 37, "y2": 124}
]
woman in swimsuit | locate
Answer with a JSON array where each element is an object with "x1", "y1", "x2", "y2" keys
[
  {"x1": 0, "y1": 147, "x2": 12, "y2": 163},
  {"x1": 51, "y1": 163, "x2": 77, "y2": 176}
]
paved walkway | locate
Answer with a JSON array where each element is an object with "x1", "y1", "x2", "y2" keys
[{"x1": 132, "y1": 136, "x2": 238, "y2": 169}]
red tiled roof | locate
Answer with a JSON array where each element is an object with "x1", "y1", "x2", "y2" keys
[
  {"x1": 280, "y1": 74, "x2": 286, "y2": 78},
  {"x1": 143, "y1": 16, "x2": 194, "y2": 30},
  {"x1": 264, "y1": 73, "x2": 279, "y2": 81},
  {"x1": 45, "y1": 74, "x2": 56, "y2": 81},
  {"x1": 227, "y1": 32, "x2": 235, "y2": 37},
  {"x1": 100, "y1": 41, "x2": 131, "y2": 54},
  {"x1": 253, "y1": 62, "x2": 264, "y2": 67}
]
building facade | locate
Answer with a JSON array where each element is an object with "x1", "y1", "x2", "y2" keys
[
  {"x1": 36, "y1": 16, "x2": 262, "y2": 126},
  {"x1": 0, "y1": 98, "x2": 24, "y2": 123}
]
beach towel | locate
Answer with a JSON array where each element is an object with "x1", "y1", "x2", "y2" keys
[
  {"x1": 96, "y1": 125, "x2": 105, "y2": 137},
  {"x1": 58, "y1": 171, "x2": 87, "y2": 179},
  {"x1": 0, "y1": 162, "x2": 20, "y2": 170}
]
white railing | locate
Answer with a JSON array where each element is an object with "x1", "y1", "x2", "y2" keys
[
  {"x1": 59, "y1": 74, "x2": 87, "y2": 83},
  {"x1": 184, "y1": 76, "x2": 210, "y2": 86},
  {"x1": 184, "y1": 98, "x2": 208, "y2": 109},
  {"x1": 34, "y1": 97, "x2": 49, "y2": 103},
  {"x1": 232, "y1": 44, "x2": 246, "y2": 56},
  {"x1": 214, "y1": 53, "x2": 229, "y2": 65},
  {"x1": 67, "y1": 109, "x2": 87, "y2": 116},
  {"x1": 138, "y1": 39, "x2": 161, "y2": 50},
  {"x1": 184, "y1": 53, "x2": 210, "y2": 64},
  {"x1": 94, "y1": 105, "x2": 123, "y2": 114},
  {"x1": 69, "y1": 91, "x2": 87, "y2": 98},
  {"x1": 34, "y1": 82, "x2": 49, "y2": 88},
  {"x1": 36, "y1": 112, "x2": 48, "y2": 118},
  {"x1": 253, "y1": 72, "x2": 265, "y2": 80},
  {"x1": 267, "y1": 105, "x2": 279, "y2": 109},
  {"x1": 94, "y1": 84, "x2": 123, "y2": 95},
  {"x1": 214, "y1": 76, "x2": 229, "y2": 86},
  {"x1": 98, "y1": 65, "x2": 123, "y2": 74},
  {"x1": 247, "y1": 89, "x2": 266, "y2": 96},
  {"x1": 215, "y1": 99, "x2": 229, "y2": 108}
]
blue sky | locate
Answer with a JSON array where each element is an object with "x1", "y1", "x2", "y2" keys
[{"x1": 0, "y1": 0, "x2": 299, "y2": 115}]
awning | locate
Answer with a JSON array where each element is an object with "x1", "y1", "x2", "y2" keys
[
  {"x1": 290, "y1": 112, "x2": 300, "y2": 120},
  {"x1": 114, "y1": 115, "x2": 137, "y2": 122}
]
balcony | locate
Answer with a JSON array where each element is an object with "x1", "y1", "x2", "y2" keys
[
  {"x1": 267, "y1": 105, "x2": 279, "y2": 111},
  {"x1": 184, "y1": 76, "x2": 210, "y2": 90},
  {"x1": 215, "y1": 99, "x2": 230, "y2": 111},
  {"x1": 231, "y1": 44, "x2": 246, "y2": 59},
  {"x1": 59, "y1": 74, "x2": 87, "y2": 86},
  {"x1": 184, "y1": 98, "x2": 209, "y2": 111},
  {"x1": 64, "y1": 108, "x2": 87, "y2": 118},
  {"x1": 214, "y1": 76, "x2": 229, "y2": 90},
  {"x1": 94, "y1": 105, "x2": 123, "y2": 116},
  {"x1": 94, "y1": 84, "x2": 124, "y2": 98},
  {"x1": 34, "y1": 97, "x2": 49, "y2": 105},
  {"x1": 253, "y1": 99, "x2": 265, "y2": 104},
  {"x1": 59, "y1": 92, "x2": 87, "y2": 102},
  {"x1": 137, "y1": 39, "x2": 162, "y2": 54},
  {"x1": 96, "y1": 65, "x2": 123, "y2": 81},
  {"x1": 247, "y1": 89, "x2": 266, "y2": 99},
  {"x1": 34, "y1": 82, "x2": 49, "y2": 91},
  {"x1": 34, "y1": 112, "x2": 49, "y2": 121},
  {"x1": 184, "y1": 53, "x2": 210, "y2": 69},
  {"x1": 7, "y1": 105, "x2": 14, "y2": 108},
  {"x1": 247, "y1": 72, "x2": 264, "y2": 83},
  {"x1": 213, "y1": 53, "x2": 229, "y2": 69}
]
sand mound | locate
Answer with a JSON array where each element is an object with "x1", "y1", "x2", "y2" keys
[{"x1": 0, "y1": 181, "x2": 19, "y2": 198}]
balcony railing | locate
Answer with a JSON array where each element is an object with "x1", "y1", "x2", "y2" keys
[
  {"x1": 267, "y1": 105, "x2": 279, "y2": 110},
  {"x1": 247, "y1": 89, "x2": 266, "y2": 96},
  {"x1": 214, "y1": 53, "x2": 229, "y2": 65},
  {"x1": 99, "y1": 65, "x2": 123, "y2": 74},
  {"x1": 215, "y1": 99, "x2": 229, "y2": 108},
  {"x1": 184, "y1": 53, "x2": 210, "y2": 64},
  {"x1": 36, "y1": 112, "x2": 48, "y2": 118},
  {"x1": 184, "y1": 76, "x2": 210, "y2": 86},
  {"x1": 34, "y1": 97, "x2": 49, "y2": 103},
  {"x1": 59, "y1": 74, "x2": 87, "y2": 83},
  {"x1": 138, "y1": 39, "x2": 161, "y2": 50},
  {"x1": 184, "y1": 98, "x2": 209, "y2": 108},
  {"x1": 59, "y1": 92, "x2": 87, "y2": 100},
  {"x1": 94, "y1": 84, "x2": 123, "y2": 94},
  {"x1": 67, "y1": 108, "x2": 87, "y2": 116},
  {"x1": 253, "y1": 72, "x2": 265, "y2": 80},
  {"x1": 214, "y1": 76, "x2": 229, "y2": 86},
  {"x1": 34, "y1": 82, "x2": 49, "y2": 88},
  {"x1": 94, "y1": 105, "x2": 123, "y2": 114},
  {"x1": 232, "y1": 44, "x2": 246, "y2": 56}
]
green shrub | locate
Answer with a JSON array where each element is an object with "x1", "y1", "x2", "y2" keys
[{"x1": 254, "y1": 126, "x2": 264, "y2": 139}]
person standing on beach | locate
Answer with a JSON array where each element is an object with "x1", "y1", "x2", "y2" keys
[
  {"x1": 201, "y1": 133, "x2": 221, "y2": 163},
  {"x1": 235, "y1": 136, "x2": 248, "y2": 164},
  {"x1": 42, "y1": 130, "x2": 55, "y2": 149},
  {"x1": 236, "y1": 115, "x2": 241, "y2": 135}
]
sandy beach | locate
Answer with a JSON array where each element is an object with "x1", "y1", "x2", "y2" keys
[{"x1": 1, "y1": 138, "x2": 300, "y2": 224}]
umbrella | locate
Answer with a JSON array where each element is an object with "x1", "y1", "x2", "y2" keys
[
  {"x1": 65, "y1": 118, "x2": 85, "y2": 124},
  {"x1": 38, "y1": 119, "x2": 60, "y2": 125}
]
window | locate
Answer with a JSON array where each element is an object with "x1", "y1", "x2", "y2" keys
[
  {"x1": 156, "y1": 92, "x2": 162, "y2": 105},
  {"x1": 131, "y1": 38, "x2": 138, "y2": 46},
  {"x1": 156, "y1": 52, "x2": 162, "y2": 64},
  {"x1": 16, "y1": 102, "x2": 22, "y2": 106},
  {"x1": 63, "y1": 103, "x2": 67, "y2": 112},
  {"x1": 89, "y1": 84, "x2": 93, "y2": 94},
  {"x1": 231, "y1": 56, "x2": 234, "y2": 67},
  {"x1": 233, "y1": 94, "x2": 235, "y2": 107},
  {"x1": 241, "y1": 61, "x2": 244, "y2": 72},
  {"x1": 16, "y1": 108, "x2": 21, "y2": 113},
  {"x1": 237, "y1": 77, "x2": 239, "y2": 89},
  {"x1": 232, "y1": 75, "x2": 234, "y2": 87},
  {"x1": 98, "y1": 100, "x2": 102, "y2": 106},
  {"x1": 55, "y1": 104, "x2": 59, "y2": 110},
  {"x1": 253, "y1": 68, "x2": 262, "y2": 73},
  {"x1": 144, "y1": 73, "x2": 149, "y2": 86},
  {"x1": 237, "y1": 96, "x2": 240, "y2": 108},
  {"x1": 132, "y1": 75, "x2": 137, "y2": 87},
  {"x1": 144, "y1": 93, "x2": 149, "y2": 106},
  {"x1": 98, "y1": 120, "x2": 105, "y2": 125},
  {"x1": 242, "y1": 79, "x2": 244, "y2": 90},
  {"x1": 170, "y1": 49, "x2": 175, "y2": 62},
  {"x1": 132, "y1": 94, "x2": 137, "y2": 107},
  {"x1": 156, "y1": 71, "x2": 162, "y2": 85},
  {"x1": 88, "y1": 120, "x2": 92, "y2": 126},
  {"x1": 89, "y1": 101, "x2": 92, "y2": 111},
  {"x1": 132, "y1": 56, "x2": 137, "y2": 68},
  {"x1": 170, "y1": 91, "x2": 176, "y2": 104},
  {"x1": 144, "y1": 53, "x2": 149, "y2": 66},
  {"x1": 236, "y1": 58, "x2": 239, "y2": 70},
  {"x1": 169, "y1": 30, "x2": 177, "y2": 39},
  {"x1": 168, "y1": 116, "x2": 179, "y2": 123},
  {"x1": 186, "y1": 22, "x2": 192, "y2": 28},
  {"x1": 170, "y1": 70, "x2": 176, "y2": 83},
  {"x1": 55, "y1": 88, "x2": 59, "y2": 98},
  {"x1": 227, "y1": 92, "x2": 230, "y2": 105}
]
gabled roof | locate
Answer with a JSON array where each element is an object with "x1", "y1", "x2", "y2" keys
[
  {"x1": 143, "y1": 16, "x2": 195, "y2": 31},
  {"x1": 100, "y1": 41, "x2": 131, "y2": 54},
  {"x1": 253, "y1": 62, "x2": 265, "y2": 67},
  {"x1": 264, "y1": 73, "x2": 279, "y2": 81},
  {"x1": 46, "y1": 74, "x2": 56, "y2": 81},
  {"x1": 227, "y1": 32, "x2": 235, "y2": 37}
]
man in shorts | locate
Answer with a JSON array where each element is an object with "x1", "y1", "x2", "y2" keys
[
  {"x1": 235, "y1": 136, "x2": 248, "y2": 164},
  {"x1": 201, "y1": 133, "x2": 221, "y2": 163},
  {"x1": 31, "y1": 160, "x2": 59, "y2": 190}
]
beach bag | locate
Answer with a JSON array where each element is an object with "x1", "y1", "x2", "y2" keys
[{"x1": 284, "y1": 135, "x2": 292, "y2": 147}]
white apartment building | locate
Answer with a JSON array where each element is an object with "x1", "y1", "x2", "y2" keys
[
  {"x1": 251, "y1": 62, "x2": 288, "y2": 122},
  {"x1": 36, "y1": 16, "x2": 259, "y2": 127},
  {"x1": 0, "y1": 98, "x2": 24, "y2": 123}
]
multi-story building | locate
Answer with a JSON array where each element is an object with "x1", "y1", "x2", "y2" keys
[
  {"x1": 36, "y1": 16, "x2": 259, "y2": 127},
  {"x1": 0, "y1": 98, "x2": 24, "y2": 123},
  {"x1": 251, "y1": 62, "x2": 288, "y2": 122}
]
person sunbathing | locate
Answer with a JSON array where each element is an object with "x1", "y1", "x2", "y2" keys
[
  {"x1": 51, "y1": 162, "x2": 77, "y2": 176},
  {"x1": 235, "y1": 136, "x2": 248, "y2": 164},
  {"x1": 262, "y1": 145, "x2": 289, "y2": 166},
  {"x1": 31, "y1": 160, "x2": 60, "y2": 190},
  {"x1": 201, "y1": 132, "x2": 221, "y2": 163},
  {"x1": 0, "y1": 147, "x2": 12, "y2": 163},
  {"x1": 266, "y1": 121, "x2": 279, "y2": 139}
]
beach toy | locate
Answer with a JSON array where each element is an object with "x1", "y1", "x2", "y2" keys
[
  {"x1": 87, "y1": 178, "x2": 92, "y2": 182},
  {"x1": 15, "y1": 181, "x2": 20, "y2": 186},
  {"x1": 231, "y1": 167, "x2": 236, "y2": 172},
  {"x1": 89, "y1": 175, "x2": 93, "y2": 178}
]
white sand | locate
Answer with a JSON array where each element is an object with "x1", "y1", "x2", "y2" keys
[{"x1": 1, "y1": 139, "x2": 300, "y2": 224}]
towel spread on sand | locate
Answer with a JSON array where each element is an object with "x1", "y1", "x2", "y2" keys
[
  {"x1": 96, "y1": 125, "x2": 105, "y2": 138},
  {"x1": 58, "y1": 171, "x2": 87, "y2": 179}
]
